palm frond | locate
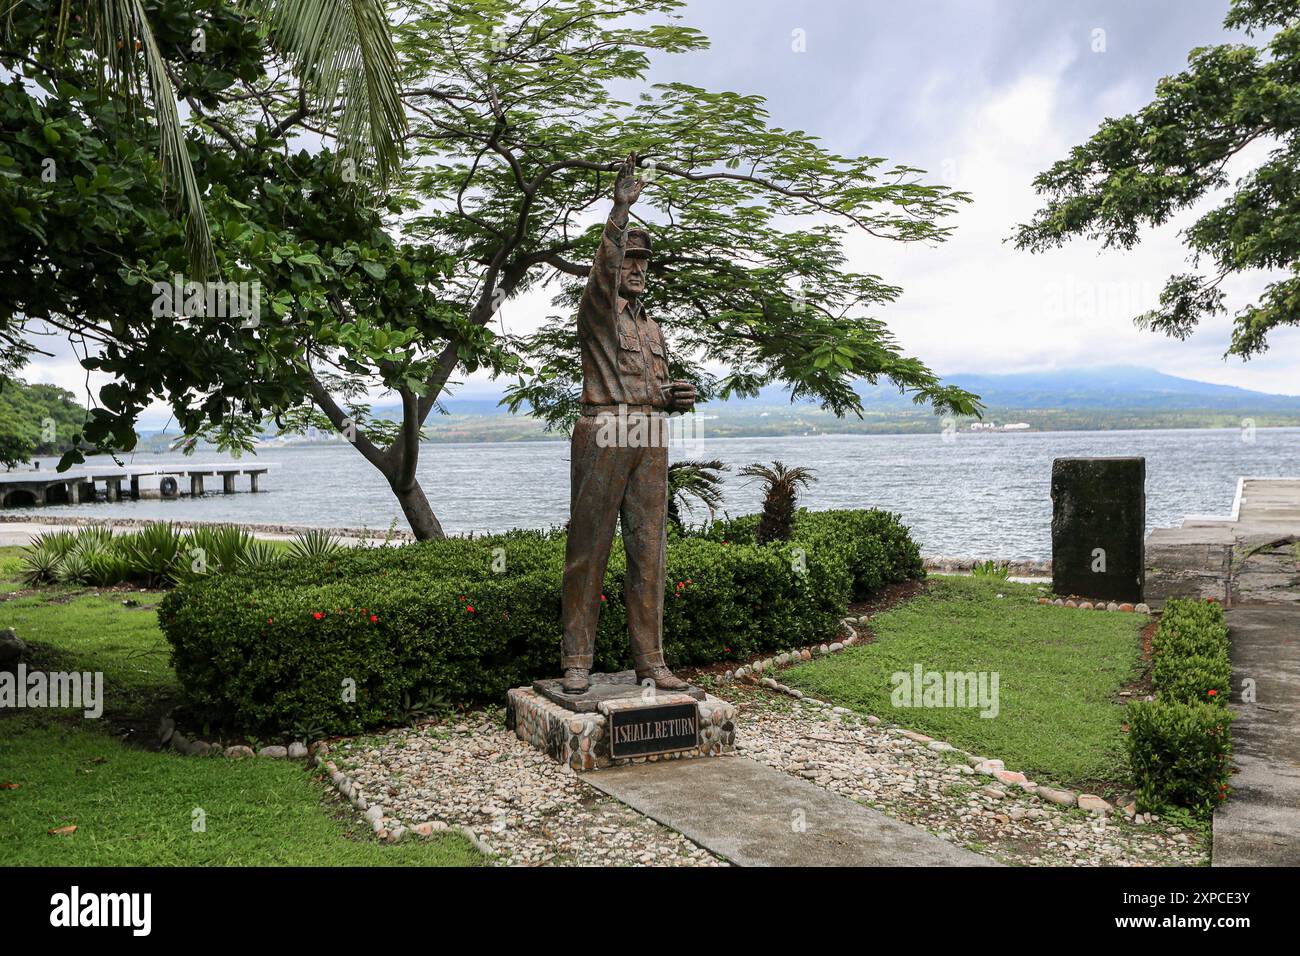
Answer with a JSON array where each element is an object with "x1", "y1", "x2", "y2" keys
[
  {"x1": 258, "y1": 0, "x2": 408, "y2": 185},
  {"x1": 83, "y1": 0, "x2": 219, "y2": 277},
  {"x1": 668, "y1": 458, "x2": 728, "y2": 526}
]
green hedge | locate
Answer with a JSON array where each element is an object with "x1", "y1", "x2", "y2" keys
[
  {"x1": 159, "y1": 509, "x2": 922, "y2": 736},
  {"x1": 1149, "y1": 598, "x2": 1232, "y2": 705},
  {"x1": 698, "y1": 508, "x2": 924, "y2": 600},
  {"x1": 1126, "y1": 598, "x2": 1234, "y2": 815},
  {"x1": 1126, "y1": 699, "x2": 1233, "y2": 816}
]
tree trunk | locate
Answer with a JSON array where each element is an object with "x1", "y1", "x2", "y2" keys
[{"x1": 389, "y1": 477, "x2": 446, "y2": 540}]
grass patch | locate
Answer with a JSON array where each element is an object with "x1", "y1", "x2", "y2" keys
[
  {"x1": 783, "y1": 576, "x2": 1144, "y2": 792},
  {"x1": 1, "y1": 553, "x2": 482, "y2": 867},
  {"x1": 0, "y1": 715, "x2": 482, "y2": 866}
]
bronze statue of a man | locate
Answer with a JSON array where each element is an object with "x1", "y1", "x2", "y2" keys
[{"x1": 560, "y1": 152, "x2": 696, "y2": 694}]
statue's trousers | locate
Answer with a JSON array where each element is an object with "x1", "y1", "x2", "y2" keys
[{"x1": 560, "y1": 409, "x2": 668, "y2": 671}]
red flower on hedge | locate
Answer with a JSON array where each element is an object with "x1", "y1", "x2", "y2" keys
[
  {"x1": 1207, "y1": 689, "x2": 1218, "y2": 697},
  {"x1": 601, "y1": 594, "x2": 607, "y2": 602},
  {"x1": 313, "y1": 611, "x2": 324, "y2": 620},
  {"x1": 267, "y1": 617, "x2": 273, "y2": 624},
  {"x1": 370, "y1": 614, "x2": 378, "y2": 623},
  {"x1": 466, "y1": 605, "x2": 475, "y2": 613}
]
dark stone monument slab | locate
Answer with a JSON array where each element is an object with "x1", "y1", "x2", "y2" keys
[
  {"x1": 1051, "y1": 457, "x2": 1145, "y2": 602},
  {"x1": 532, "y1": 669, "x2": 706, "y2": 713}
]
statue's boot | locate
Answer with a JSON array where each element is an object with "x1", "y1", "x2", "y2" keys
[
  {"x1": 561, "y1": 667, "x2": 590, "y2": 694},
  {"x1": 636, "y1": 665, "x2": 689, "y2": 691}
]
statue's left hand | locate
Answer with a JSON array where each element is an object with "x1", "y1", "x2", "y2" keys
[{"x1": 661, "y1": 381, "x2": 695, "y2": 413}]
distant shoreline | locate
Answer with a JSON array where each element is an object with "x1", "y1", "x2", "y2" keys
[
  {"x1": 122, "y1": 420, "x2": 1300, "y2": 452},
  {"x1": 0, "y1": 513, "x2": 1053, "y2": 577}
]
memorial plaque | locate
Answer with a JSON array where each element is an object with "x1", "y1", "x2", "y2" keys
[{"x1": 608, "y1": 701, "x2": 699, "y2": 759}]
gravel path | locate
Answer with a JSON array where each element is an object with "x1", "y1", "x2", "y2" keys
[
  {"x1": 329, "y1": 690, "x2": 1206, "y2": 867},
  {"x1": 330, "y1": 710, "x2": 723, "y2": 866},
  {"x1": 730, "y1": 687, "x2": 1208, "y2": 867}
]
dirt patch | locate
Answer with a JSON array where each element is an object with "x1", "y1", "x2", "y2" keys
[{"x1": 1112, "y1": 617, "x2": 1158, "y2": 734}]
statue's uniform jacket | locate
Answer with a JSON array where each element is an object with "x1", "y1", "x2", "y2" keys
[{"x1": 561, "y1": 214, "x2": 672, "y2": 671}]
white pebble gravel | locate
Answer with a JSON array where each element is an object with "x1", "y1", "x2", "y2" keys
[{"x1": 330, "y1": 711, "x2": 724, "y2": 867}]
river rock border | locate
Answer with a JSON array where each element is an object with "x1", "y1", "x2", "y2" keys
[
  {"x1": 723, "y1": 615, "x2": 1152, "y2": 823},
  {"x1": 1039, "y1": 598, "x2": 1152, "y2": 613},
  {"x1": 155, "y1": 716, "x2": 494, "y2": 850},
  {"x1": 317, "y1": 749, "x2": 494, "y2": 852}
]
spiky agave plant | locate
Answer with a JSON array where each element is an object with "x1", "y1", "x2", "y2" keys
[
  {"x1": 19, "y1": 529, "x2": 77, "y2": 585},
  {"x1": 667, "y1": 459, "x2": 729, "y2": 530},
  {"x1": 739, "y1": 460, "x2": 817, "y2": 544},
  {"x1": 236, "y1": 540, "x2": 283, "y2": 572},
  {"x1": 19, "y1": 543, "x2": 62, "y2": 586},
  {"x1": 119, "y1": 522, "x2": 184, "y2": 587},
  {"x1": 178, "y1": 524, "x2": 257, "y2": 580},
  {"x1": 288, "y1": 528, "x2": 343, "y2": 560}
]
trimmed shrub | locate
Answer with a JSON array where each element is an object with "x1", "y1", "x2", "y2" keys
[
  {"x1": 159, "y1": 511, "x2": 917, "y2": 735},
  {"x1": 701, "y1": 508, "x2": 923, "y2": 600},
  {"x1": 1126, "y1": 699, "x2": 1234, "y2": 816},
  {"x1": 1127, "y1": 597, "x2": 1234, "y2": 815},
  {"x1": 1150, "y1": 598, "x2": 1231, "y2": 706}
]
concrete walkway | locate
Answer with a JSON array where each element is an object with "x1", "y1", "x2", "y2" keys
[
  {"x1": 1214, "y1": 607, "x2": 1300, "y2": 867},
  {"x1": 585, "y1": 755, "x2": 997, "y2": 867},
  {"x1": 1147, "y1": 477, "x2": 1300, "y2": 606}
]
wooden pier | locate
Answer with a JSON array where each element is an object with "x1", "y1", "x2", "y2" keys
[{"x1": 0, "y1": 463, "x2": 275, "y2": 508}]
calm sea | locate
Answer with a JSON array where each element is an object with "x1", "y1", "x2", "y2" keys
[{"x1": 13, "y1": 427, "x2": 1300, "y2": 561}]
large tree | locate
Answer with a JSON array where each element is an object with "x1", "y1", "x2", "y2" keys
[
  {"x1": 2, "y1": 0, "x2": 981, "y2": 538},
  {"x1": 1016, "y1": 0, "x2": 1300, "y2": 358}
]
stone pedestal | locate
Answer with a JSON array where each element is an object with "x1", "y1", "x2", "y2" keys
[
  {"x1": 506, "y1": 670, "x2": 736, "y2": 771},
  {"x1": 1051, "y1": 457, "x2": 1145, "y2": 603}
]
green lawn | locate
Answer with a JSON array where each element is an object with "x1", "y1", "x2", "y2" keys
[
  {"x1": 0, "y1": 545, "x2": 482, "y2": 866},
  {"x1": 783, "y1": 576, "x2": 1145, "y2": 793}
]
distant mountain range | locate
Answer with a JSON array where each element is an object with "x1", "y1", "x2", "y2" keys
[
  {"x1": 135, "y1": 365, "x2": 1299, "y2": 445},
  {"x1": 366, "y1": 365, "x2": 1300, "y2": 442},
  {"x1": 429, "y1": 366, "x2": 1299, "y2": 416},
  {"x1": 129, "y1": 366, "x2": 1300, "y2": 447},
  {"x1": 859, "y1": 366, "x2": 1300, "y2": 413}
]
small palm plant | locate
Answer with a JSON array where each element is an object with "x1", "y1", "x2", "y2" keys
[
  {"x1": 667, "y1": 459, "x2": 729, "y2": 529},
  {"x1": 739, "y1": 460, "x2": 817, "y2": 544},
  {"x1": 972, "y1": 559, "x2": 1011, "y2": 580},
  {"x1": 288, "y1": 528, "x2": 343, "y2": 560}
]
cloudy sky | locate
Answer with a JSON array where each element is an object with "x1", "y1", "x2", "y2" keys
[
  {"x1": 643, "y1": 0, "x2": 1298, "y2": 392},
  {"x1": 21, "y1": 0, "x2": 1299, "y2": 422}
]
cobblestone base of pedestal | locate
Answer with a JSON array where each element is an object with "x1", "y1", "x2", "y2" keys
[{"x1": 505, "y1": 687, "x2": 736, "y2": 771}]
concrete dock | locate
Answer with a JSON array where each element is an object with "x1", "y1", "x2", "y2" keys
[
  {"x1": 0, "y1": 462, "x2": 275, "y2": 508},
  {"x1": 1145, "y1": 477, "x2": 1300, "y2": 607}
]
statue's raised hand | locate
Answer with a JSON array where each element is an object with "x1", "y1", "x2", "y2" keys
[{"x1": 613, "y1": 151, "x2": 643, "y2": 208}]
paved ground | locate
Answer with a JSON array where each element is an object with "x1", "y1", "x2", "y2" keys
[
  {"x1": 1214, "y1": 607, "x2": 1300, "y2": 867},
  {"x1": 1147, "y1": 478, "x2": 1300, "y2": 606},
  {"x1": 584, "y1": 753, "x2": 998, "y2": 867}
]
